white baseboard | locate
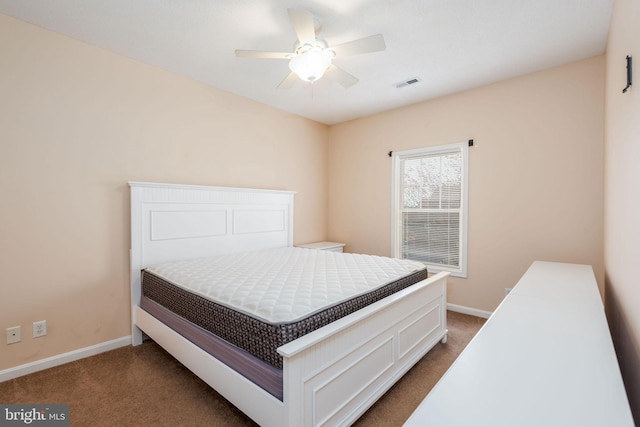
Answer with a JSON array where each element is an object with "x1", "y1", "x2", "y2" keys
[
  {"x1": 1, "y1": 305, "x2": 489, "y2": 382},
  {"x1": 447, "y1": 303, "x2": 493, "y2": 319},
  {"x1": 0, "y1": 336, "x2": 131, "y2": 383},
  {"x1": 0, "y1": 305, "x2": 489, "y2": 383}
]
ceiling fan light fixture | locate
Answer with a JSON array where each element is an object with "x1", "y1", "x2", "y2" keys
[
  {"x1": 289, "y1": 45, "x2": 332, "y2": 82},
  {"x1": 235, "y1": 9, "x2": 384, "y2": 89}
]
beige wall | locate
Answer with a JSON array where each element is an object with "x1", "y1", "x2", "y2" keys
[
  {"x1": 0, "y1": 14, "x2": 328, "y2": 370},
  {"x1": 604, "y1": 0, "x2": 640, "y2": 422},
  {"x1": 328, "y1": 56, "x2": 605, "y2": 312}
]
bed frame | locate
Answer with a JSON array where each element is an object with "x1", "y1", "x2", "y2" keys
[{"x1": 129, "y1": 181, "x2": 448, "y2": 427}]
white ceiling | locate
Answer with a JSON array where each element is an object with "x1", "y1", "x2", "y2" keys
[{"x1": 0, "y1": 0, "x2": 613, "y2": 125}]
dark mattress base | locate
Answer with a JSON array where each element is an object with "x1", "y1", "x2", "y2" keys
[
  {"x1": 142, "y1": 268, "x2": 428, "y2": 369},
  {"x1": 140, "y1": 296, "x2": 284, "y2": 400}
]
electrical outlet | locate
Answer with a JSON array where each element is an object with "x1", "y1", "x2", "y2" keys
[
  {"x1": 33, "y1": 320, "x2": 47, "y2": 338},
  {"x1": 6, "y1": 326, "x2": 21, "y2": 344}
]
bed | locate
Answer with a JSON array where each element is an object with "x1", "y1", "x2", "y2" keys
[{"x1": 129, "y1": 181, "x2": 449, "y2": 426}]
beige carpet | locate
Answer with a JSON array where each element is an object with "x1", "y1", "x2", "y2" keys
[{"x1": 1, "y1": 311, "x2": 485, "y2": 426}]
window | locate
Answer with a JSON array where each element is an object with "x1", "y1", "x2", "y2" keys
[{"x1": 392, "y1": 142, "x2": 468, "y2": 277}]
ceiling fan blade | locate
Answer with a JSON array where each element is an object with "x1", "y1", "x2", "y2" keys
[
  {"x1": 235, "y1": 50, "x2": 292, "y2": 59},
  {"x1": 287, "y1": 9, "x2": 316, "y2": 45},
  {"x1": 325, "y1": 64, "x2": 359, "y2": 88},
  {"x1": 330, "y1": 34, "x2": 386, "y2": 57},
  {"x1": 277, "y1": 72, "x2": 299, "y2": 90}
]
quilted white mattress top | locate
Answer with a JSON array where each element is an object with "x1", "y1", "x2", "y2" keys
[{"x1": 146, "y1": 247, "x2": 426, "y2": 324}]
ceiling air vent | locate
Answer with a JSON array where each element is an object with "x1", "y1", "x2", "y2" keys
[{"x1": 395, "y1": 77, "x2": 421, "y2": 89}]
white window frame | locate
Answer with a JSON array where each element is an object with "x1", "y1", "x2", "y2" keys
[{"x1": 391, "y1": 142, "x2": 469, "y2": 277}]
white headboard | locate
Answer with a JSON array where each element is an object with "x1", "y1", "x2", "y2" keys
[{"x1": 129, "y1": 181, "x2": 295, "y2": 343}]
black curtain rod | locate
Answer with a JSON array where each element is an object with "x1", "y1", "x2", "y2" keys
[{"x1": 388, "y1": 139, "x2": 474, "y2": 157}]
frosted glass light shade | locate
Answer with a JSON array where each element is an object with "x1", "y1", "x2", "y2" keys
[{"x1": 289, "y1": 46, "x2": 332, "y2": 82}]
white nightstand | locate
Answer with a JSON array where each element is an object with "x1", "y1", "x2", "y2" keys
[{"x1": 297, "y1": 241, "x2": 346, "y2": 252}]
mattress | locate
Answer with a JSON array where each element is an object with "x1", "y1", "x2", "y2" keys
[{"x1": 142, "y1": 247, "x2": 428, "y2": 369}]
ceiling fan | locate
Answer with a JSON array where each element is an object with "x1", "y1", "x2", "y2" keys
[{"x1": 235, "y1": 9, "x2": 386, "y2": 89}]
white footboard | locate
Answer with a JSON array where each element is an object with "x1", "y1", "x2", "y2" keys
[{"x1": 280, "y1": 271, "x2": 448, "y2": 426}]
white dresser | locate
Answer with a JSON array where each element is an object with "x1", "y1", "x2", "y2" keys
[{"x1": 404, "y1": 261, "x2": 634, "y2": 427}]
